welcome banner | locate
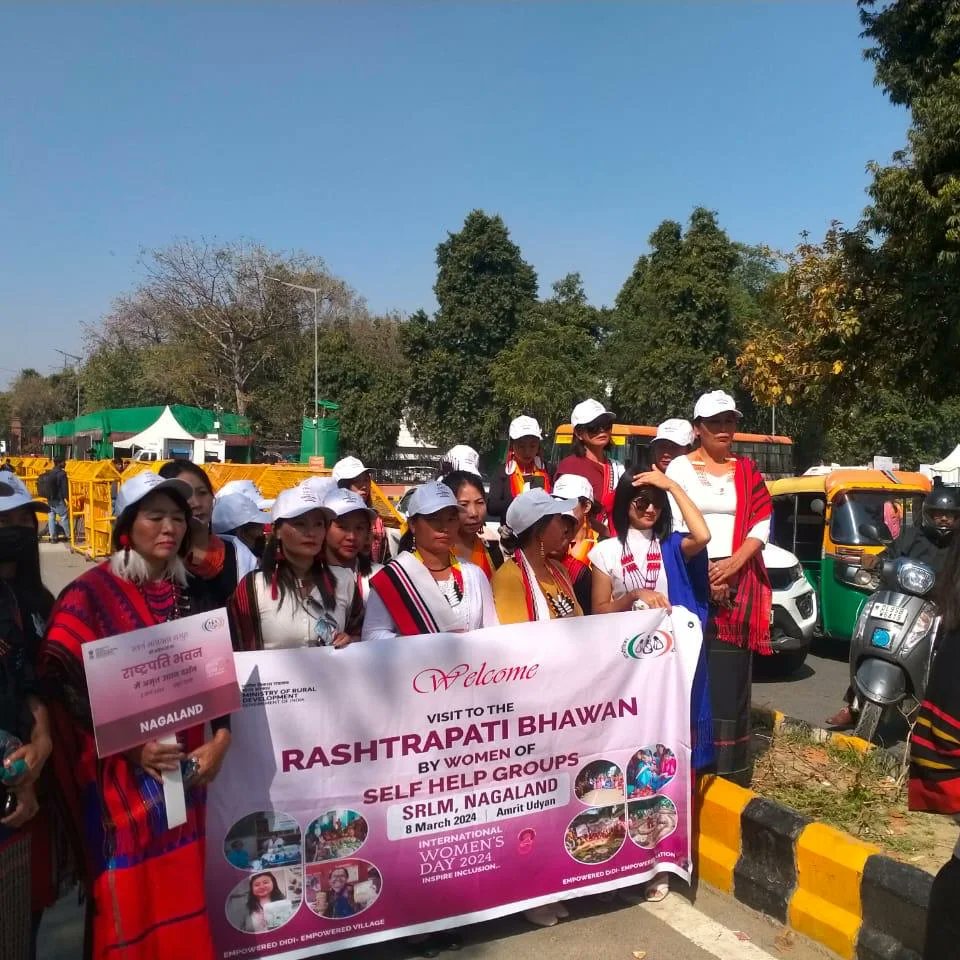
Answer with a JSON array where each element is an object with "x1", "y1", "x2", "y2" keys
[{"x1": 206, "y1": 607, "x2": 702, "y2": 959}]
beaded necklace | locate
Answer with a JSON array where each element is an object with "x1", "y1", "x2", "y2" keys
[{"x1": 414, "y1": 550, "x2": 465, "y2": 607}]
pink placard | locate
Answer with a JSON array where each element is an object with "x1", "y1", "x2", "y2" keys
[{"x1": 81, "y1": 608, "x2": 241, "y2": 757}]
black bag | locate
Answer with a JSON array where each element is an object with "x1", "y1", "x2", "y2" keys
[{"x1": 36, "y1": 470, "x2": 55, "y2": 501}]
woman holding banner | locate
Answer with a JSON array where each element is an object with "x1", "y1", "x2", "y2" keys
[
  {"x1": 40, "y1": 471, "x2": 232, "y2": 960},
  {"x1": 0, "y1": 475, "x2": 57, "y2": 960},
  {"x1": 229, "y1": 486, "x2": 358, "y2": 650},
  {"x1": 590, "y1": 468, "x2": 713, "y2": 902},
  {"x1": 362, "y1": 482, "x2": 498, "y2": 642},
  {"x1": 665, "y1": 391, "x2": 772, "y2": 787},
  {"x1": 442, "y1": 471, "x2": 503, "y2": 580},
  {"x1": 322, "y1": 487, "x2": 382, "y2": 627}
]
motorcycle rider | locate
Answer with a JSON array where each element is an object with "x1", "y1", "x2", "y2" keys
[{"x1": 827, "y1": 482, "x2": 960, "y2": 728}]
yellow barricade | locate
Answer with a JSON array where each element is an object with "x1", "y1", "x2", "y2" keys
[
  {"x1": 119, "y1": 460, "x2": 170, "y2": 484},
  {"x1": 205, "y1": 463, "x2": 269, "y2": 493},
  {"x1": 66, "y1": 460, "x2": 121, "y2": 559},
  {"x1": 259, "y1": 464, "x2": 332, "y2": 499},
  {"x1": 17, "y1": 457, "x2": 53, "y2": 497}
]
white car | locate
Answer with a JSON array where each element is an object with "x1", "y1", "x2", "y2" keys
[{"x1": 763, "y1": 541, "x2": 818, "y2": 674}]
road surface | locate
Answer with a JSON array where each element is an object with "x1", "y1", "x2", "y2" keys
[{"x1": 35, "y1": 545, "x2": 841, "y2": 960}]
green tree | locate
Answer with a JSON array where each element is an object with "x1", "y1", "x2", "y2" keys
[
  {"x1": 491, "y1": 273, "x2": 606, "y2": 432},
  {"x1": 606, "y1": 208, "x2": 745, "y2": 425},
  {"x1": 403, "y1": 211, "x2": 538, "y2": 450}
]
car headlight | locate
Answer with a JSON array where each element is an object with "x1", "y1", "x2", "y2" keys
[
  {"x1": 901, "y1": 603, "x2": 938, "y2": 653},
  {"x1": 853, "y1": 568, "x2": 881, "y2": 590},
  {"x1": 789, "y1": 562, "x2": 804, "y2": 584},
  {"x1": 896, "y1": 560, "x2": 936, "y2": 596}
]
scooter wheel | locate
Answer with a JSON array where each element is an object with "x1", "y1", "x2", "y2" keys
[{"x1": 853, "y1": 701, "x2": 884, "y2": 744}]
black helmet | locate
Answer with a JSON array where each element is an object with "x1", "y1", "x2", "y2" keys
[{"x1": 922, "y1": 485, "x2": 960, "y2": 542}]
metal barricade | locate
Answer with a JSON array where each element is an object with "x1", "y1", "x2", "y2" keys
[{"x1": 67, "y1": 460, "x2": 121, "y2": 559}]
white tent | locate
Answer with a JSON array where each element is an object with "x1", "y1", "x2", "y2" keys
[
  {"x1": 929, "y1": 445, "x2": 960, "y2": 484},
  {"x1": 113, "y1": 406, "x2": 198, "y2": 459}
]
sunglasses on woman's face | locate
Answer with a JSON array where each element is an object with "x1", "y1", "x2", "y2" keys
[
  {"x1": 631, "y1": 496, "x2": 658, "y2": 512},
  {"x1": 584, "y1": 418, "x2": 613, "y2": 436}
]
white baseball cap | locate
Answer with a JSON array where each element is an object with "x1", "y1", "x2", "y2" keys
[
  {"x1": 211, "y1": 493, "x2": 271, "y2": 534},
  {"x1": 506, "y1": 489, "x2": 578, "y2": 535},
  {"x1": 571, "y1": 399, "x2": 615, "y2": 428},
  {"x1": 693, "y1": 390, "x2": 742, "y2": 420},
  {"x1": 299, "y1": 476, "x2": 337, "y2": 502},
  {"x1": 552, "y1": 474, "x2": 594, "y2": 503},
  {"x1": 0, "y1": 475, "x2": 49, "y2": 514},
  {"x1": 323, "y1": 488, "x2": 377, "y2": 521},
  {"x1": 406, "y1": 481, "x2": 463, "y2": 519},
  {"x1": 654, "y1": 418, "x2": 695, "y2": 447},
  {"x1": 216, "y1": 478, "x2": 273, "y2": 510},
  {"x1": 332, "y1": 457, "x2": 369, "y2": 483},
  {"x1": 509, "y1": 416, "x2": 543, "y2": 440},
  {"x1": 444, "y1": 445, "x2": 481, "y2": 476},
  {"x1": 115, "y1": 472, "x2": 193, "y2": 518},
  {"x1": 271, "y1": 486, "x2": 334, "y2": 524}
]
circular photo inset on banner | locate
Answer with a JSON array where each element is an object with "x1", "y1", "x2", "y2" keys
[
  {"x1": 304, "y1": 809, "x2": 369, "y2": 863},
  {"x1": 564, "y1": 805, "x2": 625, "y2": 864},
  {"x1": 627, "y1": 796, "x2": 679, "y2": 850},
  {"x1": 223, "y1": 811, "x2": 302, "y2": 872},
  {"x1": 305, "y1": 858, "x2": 382, "y2": 919},
  {"x1": 225, "y1": 867, "x2": 303, "y2": 934},
  {"x1": 626, "y1": 744, "x2": 677, "y2": 799},
  {"x1": 574, "y1": 759, "x2": 625, "y2": 806}
]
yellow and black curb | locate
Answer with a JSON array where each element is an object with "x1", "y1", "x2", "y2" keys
[{"x1": 696, "y1": 753, "x2": 933, "y2": 959}]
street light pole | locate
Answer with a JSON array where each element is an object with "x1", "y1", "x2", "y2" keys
[{"x1": 263, "y1": 276, "x2": 322, "y2": 459}]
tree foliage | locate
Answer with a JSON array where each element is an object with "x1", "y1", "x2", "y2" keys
[{"x1": 403, "y1": 211, "x2": 538, "y2": 449}]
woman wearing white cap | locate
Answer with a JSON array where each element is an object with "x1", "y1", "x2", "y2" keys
[
  {"x1": 41, "y1": 471, "x2": 231, "y2": 960},
  {"x1": 332, "y1": 457, "x2": 389, "y2": 565},
  {"x1": 441, "y1": 471, "x2": 503, "y2": 579},
  {"x1": 211, "y1": 493, "x2": 271, "y2": 578},
  {"x1": 489, "y1": 488, "x2": 580, "y2": 927},
  {"x1": 487, "y1": 416, "x2": 553, "y2": 523},
  {"x1": 553, "y1": 473, "x2": 607, "y2": 565},
  {"x1": 229, "y1": 487, "x2": 354, "y2": 651},
  {"x1": 0, "y1": 476, "x2": 57, "y2": 956},
  {"x1": 492, "y1": 489, "x2": 582, "y2": 626},
  {"x1": 322, "y1": 488, "x2": 383, "y2": 628},
  {"x1": 649, "y1": 419, "x2": 695, "y2": 474},
  {"x1": 665, "y1": 391, "x2": 773, "y2": 786},
  {"x1": 555, "y1": 399, "x2": 623, "y2": 531},
  {"x1": 362, "y1": 482, "x2": 497, "y2": 642}
]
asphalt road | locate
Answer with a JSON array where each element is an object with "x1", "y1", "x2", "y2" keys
[{"x1": 35, "y1": 545, "x2": 842, "y2": 960}]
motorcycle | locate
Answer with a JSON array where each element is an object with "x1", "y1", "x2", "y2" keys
[{"x1": 845, "y1": 523, "x2": 940, "y2": 743}]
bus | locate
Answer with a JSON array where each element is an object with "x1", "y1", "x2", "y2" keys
[{"x1": 551, "y1": 423, "x2": 795, "y2": 478}]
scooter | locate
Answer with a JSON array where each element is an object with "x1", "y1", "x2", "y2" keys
[{"x1": 845, "y1": 523, "x2": 940, "y2": 743}]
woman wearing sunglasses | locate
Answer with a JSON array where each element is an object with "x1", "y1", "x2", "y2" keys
[
  {"x1": 554, "y1": 399, "x2": 623, "y2": 531},
  {"x1": 665, "y1": 390, "x2": 773, "y2": 787},
  {"x1": 229, "y1": 486, "x2": 356, "y2": 651},
  {"x1": 590, "y1": 468, "x2": 711, "y2": 903}
]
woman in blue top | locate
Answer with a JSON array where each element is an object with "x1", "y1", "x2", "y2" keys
[{"x1": 590, "y1": 468, "x2": 713, "y2": 902}]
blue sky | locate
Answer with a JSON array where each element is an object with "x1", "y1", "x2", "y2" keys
[{"x1": 2, "y1": 2, "x2": 908, "y2": 387}]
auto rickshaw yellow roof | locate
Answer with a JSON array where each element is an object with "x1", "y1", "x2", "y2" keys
[{"x1": 770, "y1": 469, "x2": 931, "y2": 499}]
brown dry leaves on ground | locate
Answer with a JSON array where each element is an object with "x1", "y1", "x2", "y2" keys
[{"x1": 751, "y1": 728, "x2": 954, "y2": 874}]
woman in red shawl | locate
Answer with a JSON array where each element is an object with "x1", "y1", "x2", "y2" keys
[
  {"x1": 665, "y1": 391, "x2": 772, "y2": 787},
  {"x1": 487, "y1": 415, "x2": 554, "y2": 524},
  {"x1": 909, "y1": 534, "x2": 960, "y2": 958},
  {"x1": 40, "y1": 471, "x2": 232, "y2": 960},
  {"x1": 554, "y1": 400, "x2": 624, "y2": 532}
]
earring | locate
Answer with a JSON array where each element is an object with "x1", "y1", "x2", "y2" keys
[
  {"x1": 119, "y1": 533, "x2": 131, "y2": 567},
  {"x1": 271, "y1": 541, "x2": 283, "y2": 600},
  {"x1": 538, "y1": 538, "x2": 546, "y2": 559}
]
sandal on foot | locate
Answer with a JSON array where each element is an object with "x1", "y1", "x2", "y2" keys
[{"x1": 524, "y1": 905, "x2": 558, "y2": 927}]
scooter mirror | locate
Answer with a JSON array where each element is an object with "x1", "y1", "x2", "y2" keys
[
  {"x1": 810, "y1": 498, "x2": 825, "y2": 516},
  {"x1": 858, "y1": 522, "x2": 891, "y2": 545}
]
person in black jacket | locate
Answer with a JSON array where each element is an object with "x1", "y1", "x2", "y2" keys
[
  {"x1": 44, "y1": 460, "x2": 70, "y2": 543},
  {"x1": 487, "y1": 416, "x2": 554, "y2": 524},
  {"x1": 827, "y1": 483, "x2": 960, "y2": 728}
]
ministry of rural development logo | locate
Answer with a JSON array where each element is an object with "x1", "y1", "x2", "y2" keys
[{"x1": 621, "y1": 629, "x2": 674, "y2": 660}]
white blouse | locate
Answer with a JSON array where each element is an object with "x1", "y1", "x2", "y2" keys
[
  {"x1": 589, "y1": 529, "x2": 669, "y2": 599},
  {"x1": 665, "y1": 455, "x2": 769, "y2": 559},
  {"x1": 362, "y1": 561, "x2": 499, "y2": 642}
]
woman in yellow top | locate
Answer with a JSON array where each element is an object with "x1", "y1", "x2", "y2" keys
[
  {"x1": 492, "y1": 489, "x2": 583, "y2": 625},
  {"x1": 491, "y1": 489, "x2": 581, "y2": 928},
  {"x1": 442, "y1": 471, "x2": 503, "y2": 580}
]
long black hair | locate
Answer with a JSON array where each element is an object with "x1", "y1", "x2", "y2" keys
[
  {"x1": 611, "y1": 470, "x2": 673, "y2": 545},
  {"x1": 442, "y1": 470, "x2": 485, "y2": 502},
  {"x1": 261, "y1": 519, "x2": 335, "y2": 611},
  {"x1": 246, "y1": 872, "x2": 284, "y2": 914}
]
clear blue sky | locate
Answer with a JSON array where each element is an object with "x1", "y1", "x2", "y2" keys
[{"x1": 2, "y1": 2, "x2": 907, "y2": 387}]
